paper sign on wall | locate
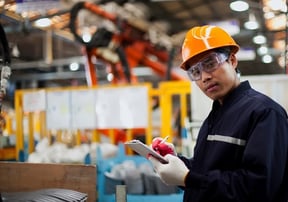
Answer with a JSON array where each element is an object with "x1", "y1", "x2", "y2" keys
[
  {"x1": 23, "y1": 90, "x2": 46, "y2": 112},
  {"x1": 46, "y1": 90, "x2": 71, "y2": 129},
  {"x1": 95, "y1": 86, "x2": 148, "y2": 129},
  {"x1": 71, "y1": 89, "x2": 97, "y2": 129}
]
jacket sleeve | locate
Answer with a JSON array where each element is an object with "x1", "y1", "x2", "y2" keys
[{"x1": 180, "y1": 109, "x2": 288, "y2": 202}]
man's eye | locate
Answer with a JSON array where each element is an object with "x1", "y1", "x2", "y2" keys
[
  {"x1": 191, "y1": 68, "x2": 200, "y2": 76},
  {"x1": 203, "y1": 60, "x2": 216, "y2": 70}
]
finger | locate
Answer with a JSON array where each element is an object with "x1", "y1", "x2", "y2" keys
[
  {"x1": 152, "y1": 137, "x2": 163, "y2": 143},
  {"x1": 152, "y1": 138, "x2": 162, "y2": 147},
  {"x1": 152, "y1": 139, "x2": 162, "y2": 150},
  {"x1": 157, "y1": 143, "x2": 169, "y2": 150}
]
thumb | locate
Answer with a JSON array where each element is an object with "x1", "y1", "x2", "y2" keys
[{"x1": 152, "y1": 138, "x2": 162, "y2": 149}]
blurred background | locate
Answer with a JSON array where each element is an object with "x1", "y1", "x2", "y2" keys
[
  {"x1": 0, "y1": 0, "x2": 287, "y2": 91},
  {"x1": 0, "y1": 2, "x2": 287, "y2": 199}
]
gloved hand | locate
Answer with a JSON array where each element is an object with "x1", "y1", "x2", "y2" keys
[
  {"x1": 152, "y1": 137, "x2": 177, "y2": 156},
  {"x1": 149, "y1": 154, "x2": 189, "y2": 186}
]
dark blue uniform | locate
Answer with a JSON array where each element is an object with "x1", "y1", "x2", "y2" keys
[{"x1": 180, "y1": 81, "x2": 288, "y2": 202}]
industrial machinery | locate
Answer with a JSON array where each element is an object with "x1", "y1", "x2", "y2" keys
[
  {"x1": 0, "y1": 23, "x2": 12, "y2": 114},
  {"x1": 68, "y1": 1, "x2": 188, "y2": 143},
  {"x1": 69, "y1": 1, "x2": 186, "y2": 86},
  {"x1": 0, "y1": 23, "x2": 12, "y2": 135},
  {"x1": 0, "y1": 23, "x2": 13, "y2": 160}
]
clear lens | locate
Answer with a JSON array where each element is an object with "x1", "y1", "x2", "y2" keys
[
  {"x1": 187, "y1": 63, "x2": 201, "y2": 81},
  {"x1": 187, "y1": 53, "x2": 227, "y2": 81}
]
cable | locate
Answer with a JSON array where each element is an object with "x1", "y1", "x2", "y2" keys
[
  {"x1": 69, "y1": 2, "x2": 113, "y2": 49},
  {"x1": 0, "y1": 23, "x2": 11, "y2": 65}
]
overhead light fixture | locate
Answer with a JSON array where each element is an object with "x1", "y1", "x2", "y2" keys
[
  {"x1": 230, "y1": 0, "x2": 249, "y2": 12},
  {"x1": 69, "y1": 62, "x2": 80, "y2": 71},
  {"x1": 262, "y1": 54, "x2": 273, "y2": 63},
  {"x1": 263, "y1": 0, "x2": 287, "y2": 12},
  {"x1": 34, "y1": 18, "x2": 51, "y2": 28},
  {"x1": 257, "y1": 45, "x2": 268, "y2": 55},
  {"x1": 82, "y1": 27, "x2": 92, "y2": 43},
  {"x1": 244, "y1": 13, "x2": 259, "y2": 30},
  {"x1": 253, "y1": 34, "x2": 267, "y2": 44},
  {"x1": 107, "y1": 73, "x2": 114, "y2": 82},
  {"x1": 262, "y1": 1, "x2": 287, "y2": 31},
  {"x1": 265, "y1": 13, "x2": 286, "y2": 31},
  {"x1": 263, "y1": 11, "x2": 275, "y2": 19}
]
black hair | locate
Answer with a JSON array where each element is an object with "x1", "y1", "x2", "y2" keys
[
  {"x1": 215, "y1": 47, "x2": 241, "y2": 76},
  {"x1": 214, "y1": 47, "x2": 231, "y2": 57}
]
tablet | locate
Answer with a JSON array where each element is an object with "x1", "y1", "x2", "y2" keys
[{"x1": 125, "y1": 139, "x2": 168, "y2": 164}]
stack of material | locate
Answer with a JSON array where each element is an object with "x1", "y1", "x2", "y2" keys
[{"x1": 1, "y1": 188, "x2": 88, "y2": 202}]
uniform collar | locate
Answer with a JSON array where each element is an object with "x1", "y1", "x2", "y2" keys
[{"x1": 213, "y1": 80, "x2": 251, "y2": 108}]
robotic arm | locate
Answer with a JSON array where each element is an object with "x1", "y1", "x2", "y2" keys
[{"x1": 69, "y1": 1, "x2": 186, "y2": 86}]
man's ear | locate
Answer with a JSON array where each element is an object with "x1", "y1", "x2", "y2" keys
[{"x1": 229, "y1": 54, "x2": 238, "y2": 69}]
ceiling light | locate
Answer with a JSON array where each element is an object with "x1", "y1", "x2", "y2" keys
[
  {"x1": 69, "y1": 62, "x2": 80, "y2": 71},
  {"x1": 253, "y1": 34, "x2": 267, "y2": 44},
  {"x1": 82, "y1": 33, "x2": 92, "y2": 43},
  {"x1": 265, "y1": 13, "x2": 286, "y2": 31},
  {"x1": 264, "y1": 0, "x2": 287, "y2": 12},
  {"x1": 263, "y1": 11, "x2": 275, "y2": 19},
  {"x1": 244, "y1": 13, "x2": 259, "y2": 30},
  {"x1": 230, "y1": 1, "x2": 249, "y2": 12},
  {"x1": 34, "y1": 18, "x2": 51, "y2": 28},
  {"x1": 244, "y1": 21, "x2": 259, "y2": 30},
  {"x1": 107, "y1": 73, "x2": 114, "y2": 82},
  {"x1": 82, "y1": 27, "x2": 92, "y2": 43},
  {"x1": 257, "y1": 45, "x2": 268, "y2": 55},
  {"x1": 262, "y1": 54, "x2": 273, "y2": 63}
]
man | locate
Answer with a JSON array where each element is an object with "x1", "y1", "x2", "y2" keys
[{"x1": 149, "y1": 25, "x2": 288, "y2": 202}]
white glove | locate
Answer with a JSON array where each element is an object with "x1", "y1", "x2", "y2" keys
[{"x1": 149, "y1": 154, "x2": 189, "y2": 186}]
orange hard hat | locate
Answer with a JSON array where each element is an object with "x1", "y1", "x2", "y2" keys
[{"x1": 180, "y1": 25, "x2": 240, "y2": 70}]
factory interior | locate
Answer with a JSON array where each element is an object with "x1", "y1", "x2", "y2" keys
[{"x1": 0, "y1": 0, "x2": 287, "y2": 201}]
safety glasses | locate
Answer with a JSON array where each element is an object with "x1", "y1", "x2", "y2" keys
[{"x1": 187, "y1": 52, "x2": 228, "y2": 81}]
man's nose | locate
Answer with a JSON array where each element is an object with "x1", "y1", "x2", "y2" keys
[{"x1": 201, "y1": 70, "x2": 212, "y2": 82}]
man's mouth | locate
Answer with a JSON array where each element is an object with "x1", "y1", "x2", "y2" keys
[{"x1": 206, "y1": 83, "x2": 218, "y2": 92}]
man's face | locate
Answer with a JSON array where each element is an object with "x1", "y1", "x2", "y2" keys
[{"x1": 187, "y1": 51, "x2": 240, "y2": 103}]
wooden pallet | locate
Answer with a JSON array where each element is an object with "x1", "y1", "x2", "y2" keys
[{"x1": 0, "y1": 162, "x2": 97, "y2": 202}]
